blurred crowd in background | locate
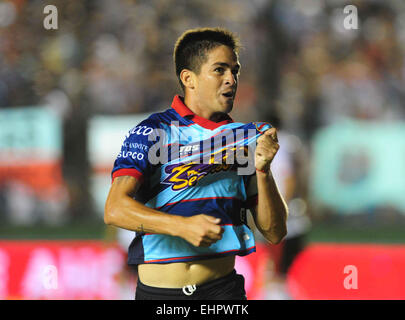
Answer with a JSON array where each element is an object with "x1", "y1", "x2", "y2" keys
[{"x1": 1, "y1": 0, "x2": 405, "y2": 228}]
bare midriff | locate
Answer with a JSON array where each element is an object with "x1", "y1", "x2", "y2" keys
[{"x1": 137, "y1": 255, "x2": 235, "y2": 288}]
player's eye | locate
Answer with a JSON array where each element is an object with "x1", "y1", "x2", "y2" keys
[{"x1": 214, "y1": 67, "x2": 224, "y2": 73}]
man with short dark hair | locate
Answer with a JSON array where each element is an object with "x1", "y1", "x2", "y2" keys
[{"x1": 104, "y1": 27, "x2": 288, "y2": 300}]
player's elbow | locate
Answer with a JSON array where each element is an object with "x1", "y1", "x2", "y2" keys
[
  {"x1": 104, "y1": 213, "x2": 113, "y2": 226},
  {"x1": 104, "y1": 201, "x2": 117, "y2": 226},
  {"x1": 264, "y1": 226, "x2": 287, "y2": 245},
  {"x1": 268, "y1": 231, "x2": 286, "y2": 245},
  {"x1": 104, "y1": 211, "x2": 113, "y2": 226}
]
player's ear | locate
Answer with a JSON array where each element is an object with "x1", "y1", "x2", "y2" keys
[{"x1": 180, "y1": 69, "x2": 195, "y2": 90}]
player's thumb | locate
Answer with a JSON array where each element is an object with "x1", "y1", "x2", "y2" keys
[
  {"x1": 264, "y1": 127, "x2": 276, "y2": 135},
  {"x1": 265, "y1": 128, "x2": 278, "y2": 142},
  {"x1": 203, "y1": 215, "x2": 221, "y2": 224}
]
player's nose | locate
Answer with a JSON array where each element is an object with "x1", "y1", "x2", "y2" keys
[{"x1": 224, "y1": 70, "x2": 237, "y2": 86}]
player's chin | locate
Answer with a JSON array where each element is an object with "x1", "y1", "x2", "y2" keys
[{"x1": 219, "y1": 96, "x2": 234, "y2": 113}]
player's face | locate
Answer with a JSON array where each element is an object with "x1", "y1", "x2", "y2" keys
[{"x1": 193, "y1": 45, "x2": 240, "y2": 119}]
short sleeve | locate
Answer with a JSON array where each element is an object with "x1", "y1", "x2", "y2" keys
[{"x1": 111, "y1": 118, "x2": 163, "y2": 184}]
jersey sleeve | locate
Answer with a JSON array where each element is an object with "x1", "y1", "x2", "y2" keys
[{"x1": 111, "y1": 118, "x2": 163, "y2": 184}]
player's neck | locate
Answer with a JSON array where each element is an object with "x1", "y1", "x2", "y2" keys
[{"x1": 183, "y1": 94, "x2": 226, "y2": 122}]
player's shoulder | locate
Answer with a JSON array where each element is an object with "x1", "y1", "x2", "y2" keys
[
  {"x1": 129, "y1": 108, "x2": 172, "y2": 131},
  {"x1": 123, "y1": 109, "x2": 176, "y2": 141},
  {"x1": 140, "y1": 108, "x2": 180, "y2": 127}
]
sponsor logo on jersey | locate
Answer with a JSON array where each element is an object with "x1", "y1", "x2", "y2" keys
[
  {"x1": 162, "y1": 146, "x2": 248, "y2": 191},
  {"x1": 125, "y1": 125, "x2": 154, "y2": 138},
  {"x1": 179, "y1": 144, "x2": 200, "y2": 156},
  {"x1": 117, "y1": 150, "x2": 145, "y2": 161},
  {"x1": 122, "y1": 142, "x2": 149, "y2": 151}
]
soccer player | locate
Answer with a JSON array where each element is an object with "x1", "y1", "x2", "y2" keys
[{"x1": 104, "y1": 27, "x2": 288, "y2": 300}]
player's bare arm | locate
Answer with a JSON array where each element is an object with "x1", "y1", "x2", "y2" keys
[
  {"x1": 104, "y1": 175, "x2": 224, "y2": 247},
  {"x1": 251, "y1": 127, "x2": 288, "y2": 244}
]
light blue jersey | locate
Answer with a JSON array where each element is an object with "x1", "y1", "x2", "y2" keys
[{"x1": 112, "y1": 95, "x2": 271, "y2": 264}]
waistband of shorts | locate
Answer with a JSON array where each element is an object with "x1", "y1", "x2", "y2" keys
[{"x1": 136, "y1": 269, "x2": 238, "y2": 296}]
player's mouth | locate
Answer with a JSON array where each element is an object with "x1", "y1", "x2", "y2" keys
[{"x1": 221, "y1": 90, "x2": 235, "y2": 100}]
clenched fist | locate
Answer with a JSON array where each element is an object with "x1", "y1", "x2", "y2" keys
[
  {"x1": 179, "y1": 214, "x2": 224, "y2": 247},
  {"x1": 255, "y1": 127, "x2": 279, "y2": 173}
]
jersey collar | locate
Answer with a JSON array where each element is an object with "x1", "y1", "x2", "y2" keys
[{"x1": 171, "y1": 95, "x2": 234, "y2": 130}]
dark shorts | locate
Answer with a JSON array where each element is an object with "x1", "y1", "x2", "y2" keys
[{"x1": 135, "y1": 269, "x2": 247, "y2": 300}]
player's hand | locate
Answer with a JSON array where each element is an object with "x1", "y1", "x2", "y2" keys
[
  {"x1": 179, "y1": 214, "x2": 224, "y2": 247},
  {"x1": 255, "y1": 127, "x2": 279, "y2": 173}
]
